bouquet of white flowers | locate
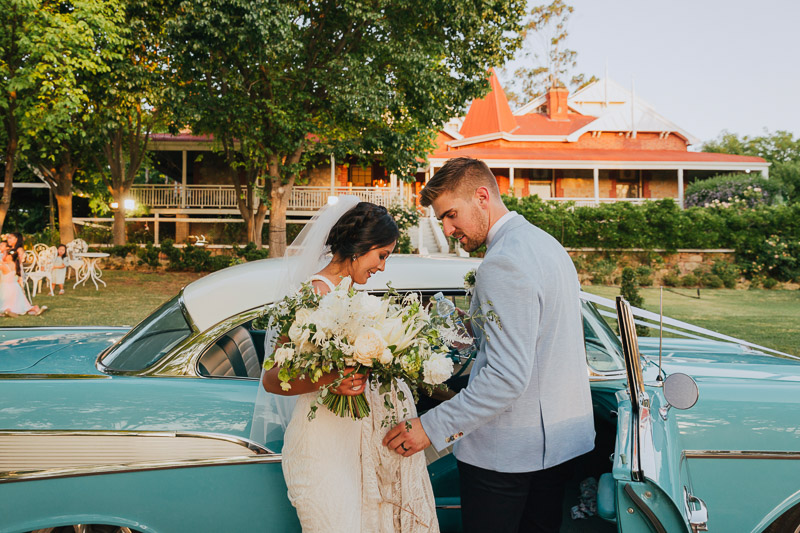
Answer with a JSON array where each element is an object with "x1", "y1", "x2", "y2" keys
[{"x1": 258, "y1": 279, "x2": 468, "y2": 421}]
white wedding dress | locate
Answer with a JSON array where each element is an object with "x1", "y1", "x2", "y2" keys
[{"x1": 281, "y1": 275, "x2": 439, "y2": 533}]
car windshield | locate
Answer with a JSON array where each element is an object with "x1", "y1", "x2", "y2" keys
[
  {"x1": 582, "y1": 300, "x2": 625, "y2": 373},
  {"x1": 100, "y1": 295, "x2": 193, "y2": 372}
]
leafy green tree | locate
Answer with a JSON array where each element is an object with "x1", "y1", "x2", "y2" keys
[
  {"x1": 87, "y1": 0, "x2": 173, "y2": 245},
  {"x1": 703, "y1": 130, "x2": 800, "y2": 203},
  {"x1": 169, "y1": 0, "x2": 525, "y2": 255},
  {"x1": 0, "y1": 0, "x2": 124, "y2": 235},
  {"x1": 503, "y1": 0, "x2": 597, "y2": 106}
]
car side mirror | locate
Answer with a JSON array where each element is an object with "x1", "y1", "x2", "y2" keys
[{"x1": 659, "y1": 372, "x2": 699, "y2": 420}]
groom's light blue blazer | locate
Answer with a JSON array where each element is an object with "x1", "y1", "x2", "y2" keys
[{"x1": 420, "y1": 214, "x2": 595, "y2": 473}]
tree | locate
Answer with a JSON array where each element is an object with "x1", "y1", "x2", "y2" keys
[
  {"x1": 503, "y1": 0, "x2": 597, "y2": 106},
  {"x1": 88, "y1": 0, "x2": 172, "y2": 245},
  {"x1": 703, "y1": 130, "x2": 800, "y2": 203},
  {"x1": 0, "y1": 0, "x2": 124, "y2": 236},
  {"x1": 169, "y1": 0, "x2": 525, "y2": 256}
]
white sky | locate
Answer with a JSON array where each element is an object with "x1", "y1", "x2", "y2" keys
[{"x1": 498, "y1": 0, "x2": 800, "y2": 146}]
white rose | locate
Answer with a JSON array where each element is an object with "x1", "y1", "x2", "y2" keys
[
  {"x1": 423, "y1": 354, "x2": 454, "y2": 385},
  {"x1": 353, "y1": 328, "x2": 387, "y2": 367},
  {"x1": 378, "y1": 348, "x2": 393, "y2": 365},
  {"x1": 295, "y1": 307, "x2": 313, "y2": 326},
  {"x1": 274, "y1": 347, "x2": 294, "y2": 366},
  {"x1": 288, "y1": 321, "x2": 306, "y2": 345}
]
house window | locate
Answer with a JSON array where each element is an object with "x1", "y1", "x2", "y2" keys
[{"x1": 349, "y1": 165, "x2": 372, "y2": 187}]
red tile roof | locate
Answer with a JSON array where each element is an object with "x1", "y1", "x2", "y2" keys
[
  {"x1": 459, "y1": 69, "x2": 518, "y2": 138},
  {"x1": 430, "y1": 146, "x2": 767, "y2": 163},
  {"x1": 513, "y1": 113, "x2": 596, "y2": 136}
]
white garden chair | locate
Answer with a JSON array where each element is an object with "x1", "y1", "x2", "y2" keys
[
  {"x1": 65, "y1": 239, "x2": 88, "y2": 281},
  {"x1": 27, "y1": 245, "x2": 57, "y2": 297},
  {"x1": 20, "y1": 248, "x2": 37, "y2": 302}
]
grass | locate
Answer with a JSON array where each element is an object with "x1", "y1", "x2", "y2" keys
[
  {"x1": 3, "y1": 271, "x2": 797, "y2": 357},
  {"x1": 2, "y1": 271, "x2": 204, "y2": 328},
  {"x1": 583, "y1": 286, "x2": 800, "y2": 357}
]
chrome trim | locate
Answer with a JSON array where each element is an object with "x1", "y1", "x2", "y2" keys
[
  {"x1": 0, "y1": 455, "x2": 281, "y2": 484},
  {"x1": 0, "y1": 373, "x2": 111, "y2": 380},
  {"x1": 684, "y1": 450, "x2": 800, "y2": 460},
  {"x1": 0, "y1": 429, "x2": 275, "y2": 455},
  {"x1": 0, "y1": 430, "x2": 280, "y2": 484}
]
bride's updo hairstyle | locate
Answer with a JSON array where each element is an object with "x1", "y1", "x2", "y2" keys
[{"x1": 326, "y1": 202, "x2": 399, "y2": 260}]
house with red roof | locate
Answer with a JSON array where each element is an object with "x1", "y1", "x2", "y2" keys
[
  {"x1": 69, "y1": 71, "x2": 766, "y2": 242},
  {"x1": 423, "y1": 70, "x2": 768, "y2": 207}
]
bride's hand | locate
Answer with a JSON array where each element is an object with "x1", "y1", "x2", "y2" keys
[{"x1": 332, "y1": 367, "x2": 369, "y2": 396}]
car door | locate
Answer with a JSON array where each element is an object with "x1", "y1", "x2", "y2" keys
[{"x1": 611, "y1": 296, "x2": 702, "y2": 533}]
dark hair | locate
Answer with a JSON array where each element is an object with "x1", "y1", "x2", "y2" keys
[
  {"x1": 57, "y1": 244, "x2": 67, "y2": 257},
  {"x1": 327, "y1": 202, "x2": 399, "y2": 259},
  {"x1": 420, "y1": 157, "x2": 500, "y2": 207},
  {"x1": 7, "y1": 232, "x2": 23, "y2": 250},
  {"x1": 7, "y1": 247, "x2": 22, "y2": 277}
]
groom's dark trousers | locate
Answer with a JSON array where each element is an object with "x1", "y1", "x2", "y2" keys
[{"x1": 457, "y1": 459, "x2": 572, "y2": 533}]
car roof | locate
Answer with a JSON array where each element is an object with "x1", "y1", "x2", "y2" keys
[{"x1": 182, "y1": 255, "x2": 482, "y2": 332}]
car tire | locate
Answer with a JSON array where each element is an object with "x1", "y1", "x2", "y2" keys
[{"x1": 764, "y1": 502, "x2": 800, "y2": 533}]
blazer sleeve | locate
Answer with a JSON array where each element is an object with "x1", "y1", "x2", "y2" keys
[{"x1": 420, "y1": 254, "x2": 540, "y2": 451}]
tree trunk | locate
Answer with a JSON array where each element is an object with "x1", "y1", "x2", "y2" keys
[
  {"x1": 55, "y1": 191, "x2": 75, "y2": 243},
  {"x1": 268, "y1": 180, "x2": 293, "y2": 257},
  {"x1": 0, "y1": 135, "x2": 18, "y2": 234},
  {"x1": 112, "y1": 189, "x2": 126, "y2": 245},
  {"x1": 54, "y1": 163, "x2": 75, "y2": 243},
  {"x1": 253, "y1": 202, "x2": 268, "y2": 249}
]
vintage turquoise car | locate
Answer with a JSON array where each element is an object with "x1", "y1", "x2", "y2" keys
[{"x1": 1, "y1": 256, "x2": 799, "y2": 533}]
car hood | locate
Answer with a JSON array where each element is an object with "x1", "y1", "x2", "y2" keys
[
  {"x1": 0, "y1": 328, "x2": 127, "y2": 374},
  {"x1": 638, "y1": 337, "x2": 800, "y2": 381}
]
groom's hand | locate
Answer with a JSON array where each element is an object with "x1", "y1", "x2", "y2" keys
[{"x1": 383, "y1": 417, "x2": 431, "y2": 457}]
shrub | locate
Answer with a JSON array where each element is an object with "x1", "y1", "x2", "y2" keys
[
  {"x1": 763, "y1": 277, "x2": 779, "y2": 289},
  {"x1": 395, "y1": 233, "x2": 413, "y2": 254},
  {"x1": 710, "y1": 261, "x2": 739, "y2": 289},
  {"x1": 235, "y1": 242, "x2": 270, "y2": 262},
  {"x1": 620, "y1": 267, "x2": 648, "y2": 337},
  {"x1": 589, "y1": 259, "x2": 616, "y2": 285},
  {"x1": 207, "y1": 255, "x2": 235, "y2": 272},
  {"x1": 662, "y1": 269, "x2": 681, "y2": 287},
  {"x1": 137, "y1": 244, "x2": 160, "y2": 268},
  {"x1": 388, "y1": 203, "x2": 420, "y2": 231},
  {"x1": 685, "y1": 173, "x2": 781, "y2": 208},
  {"x1": 106, "y1": 244, "x2": 139, "y2": 258},
  {"x1": 699, "y1": 272, "x2": 724, "y2": 289},
  {"x1": 635, "y1": 265, "x2": 653, "y2": 286},
  {"x1": 680, "y1": 273, "x2": 699, "y2": 287}
]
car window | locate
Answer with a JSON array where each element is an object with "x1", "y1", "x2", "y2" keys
[
  {"x1": 582, "y1": 301, "x2": 625, "y2": 373},
  {"x1": 100, "y1": 295, "x2": 193, "y2": 372}
]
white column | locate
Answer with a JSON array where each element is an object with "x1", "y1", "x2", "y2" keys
[
  {"x1": 330, "y1": 154, "x2": 336, "y2": 194},
  {"x1": 677, "y1": 168, "x2": 684, "y2": 209},
  {"x1": 761, "y1": 167, "x2": 769, "y2": 179},
  {"x1": 593, "y1": 168, "x2": 600, "y2": 206},
  {"x1": 509, "y1": 167, "x2": 515, "y2": 197},
  {"x1": 181, "y1": 150, "x2": 187, "y2": 209},
  {"x1": 426, "y1": 164, "x2": 434, "y2": 184},
  {"x1": 390, "y1": 173, "x2": 398, "y2": 201},
  {"x1": 154, "y1": 213, "x2": 160, "y2": 245}
]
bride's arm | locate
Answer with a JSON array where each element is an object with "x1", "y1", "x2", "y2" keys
[{"x1": 262, "y1": 366, "x2": 368, "y2": 396}]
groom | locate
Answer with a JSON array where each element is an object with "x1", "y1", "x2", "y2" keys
[{"x1": 383, "y1": 157, "x2": 595, "y2": 532}]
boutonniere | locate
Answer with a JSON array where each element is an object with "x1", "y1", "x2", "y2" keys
[{"x1": 463, "y1": 268, "x2": 476, "y2": 295}]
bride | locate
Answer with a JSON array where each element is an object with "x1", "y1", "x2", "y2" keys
[{"x1": 258, "y1": 198, "x2": 439, "y2": 533}]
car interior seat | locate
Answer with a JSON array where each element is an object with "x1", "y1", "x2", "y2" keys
[{"x1": 198, "y1": 326, "x2": 260, "y2": 378}]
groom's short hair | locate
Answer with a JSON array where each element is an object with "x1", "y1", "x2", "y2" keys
[{"x1": 420, "y1": 157, "x2": 500, "y2": 207}]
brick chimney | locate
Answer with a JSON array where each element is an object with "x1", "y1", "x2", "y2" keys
[{"x1": 546, "y1": 86, "x2": 570, "y2": 121}]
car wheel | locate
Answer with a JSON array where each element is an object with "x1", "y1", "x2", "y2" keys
[{"x1": 764, "y1": 502, "x2": 800, "y2": 533}]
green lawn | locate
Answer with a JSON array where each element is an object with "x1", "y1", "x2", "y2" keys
[
  {"x1": 3, "y1": 271, "x2": 798, "y2": 357},
  {"x1": 2, "y1": 271, "x2": 204, "y2": 328},
  {"x1": 583, "y1": 286, "x2": 800, "y2": 357}
]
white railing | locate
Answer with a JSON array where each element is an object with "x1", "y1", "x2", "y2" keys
[
  {"x1": 290, "y1": 186, "x2": 398, "y2": 210},
  {"x1": 130, "y1": 184, "x2": 239, "y2": 209},
  {"x1": 546, "y1": 197, "x2": 652, "y2": 207},
  {"x1": 130, "y1": 184, "x2": 401, "y2": 211}
]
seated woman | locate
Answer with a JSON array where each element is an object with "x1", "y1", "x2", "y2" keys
[{"x1": 1, "y1": 245, "x2": 46, "y2": 317}]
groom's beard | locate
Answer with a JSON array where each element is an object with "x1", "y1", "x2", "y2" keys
[{"x1": 456, "y1": 207, "x2": 489, "y2": 252}]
